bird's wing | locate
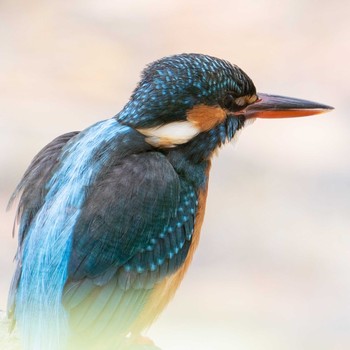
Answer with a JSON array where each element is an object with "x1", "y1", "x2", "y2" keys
[
  {"x1": 7, "y1": 131, "x2": 80, "y2": 319},
  {"x1": 63, "y1": 152, "x2": 198, "y2": 344},
  {"x1": 67, "y1": 151, "x2": 181, "y2": 282},
  {"x1": 9, "y1": 123, "x2": 198, "y2": 345}
]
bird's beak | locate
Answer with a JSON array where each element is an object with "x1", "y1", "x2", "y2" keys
[{"x1": 244, "y1": 93, "x2": 334, "y2": 119}]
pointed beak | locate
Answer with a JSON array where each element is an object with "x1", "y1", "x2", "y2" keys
[{"x1": 244, "y1": 93, "x2": 334, "y2": 119}]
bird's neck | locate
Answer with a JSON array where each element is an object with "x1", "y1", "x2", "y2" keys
[
  {"x1": 165, "y1": 148, "x2": 210, "y2": 189},
  {"x1": 163, "y1": 115, "x2": 244, "y2": 187}
]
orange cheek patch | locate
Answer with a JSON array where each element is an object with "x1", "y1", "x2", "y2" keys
[{"x1": 187, "y1": 104, "x2": 227, "y2": 131}]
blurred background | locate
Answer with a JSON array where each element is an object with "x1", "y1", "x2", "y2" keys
[{"x1": 0, "y1": 0, "x2": 349, "y2": 349}]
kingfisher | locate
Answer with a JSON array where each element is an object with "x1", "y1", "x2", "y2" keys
[{"x1": 8, "y1": 53, "x2": 333, "y2": 350}]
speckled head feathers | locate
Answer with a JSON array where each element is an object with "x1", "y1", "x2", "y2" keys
[{"x1": 117, "y1": 53, "x2": 256, "y2": 128}]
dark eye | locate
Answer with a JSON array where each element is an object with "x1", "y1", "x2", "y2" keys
[{"x1": 222, "y1": 94, "x2": 239, "y2": 110}]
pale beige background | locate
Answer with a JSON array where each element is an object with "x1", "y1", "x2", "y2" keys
[{"x1": 1, "y1": 1, "x2": 349, "y2": 349}]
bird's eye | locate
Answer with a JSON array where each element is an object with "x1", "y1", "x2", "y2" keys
[{"x1": 222, "y1": 94, "x2": 239, "y2": 110}]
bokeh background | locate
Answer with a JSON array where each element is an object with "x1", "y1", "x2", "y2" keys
[{"x1": 1, "y1": 1, "x2": 349, "y2": 349}]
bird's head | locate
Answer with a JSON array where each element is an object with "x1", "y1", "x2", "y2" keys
[{"x1": 117, "y1": 54, "x2": 333, "y2": 160}]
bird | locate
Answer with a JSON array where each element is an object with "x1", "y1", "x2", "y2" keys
[{"x1": 7, "y1": 53, "x2": 333, "y2": 350}]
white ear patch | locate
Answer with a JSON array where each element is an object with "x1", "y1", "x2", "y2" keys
[{"x1": 137, "y1": 121, "x2": 200, "y2": 148}]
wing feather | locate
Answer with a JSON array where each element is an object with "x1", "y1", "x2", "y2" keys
[{"x1": 68, "y1": 151, "x2": 181, "y2": 281}]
